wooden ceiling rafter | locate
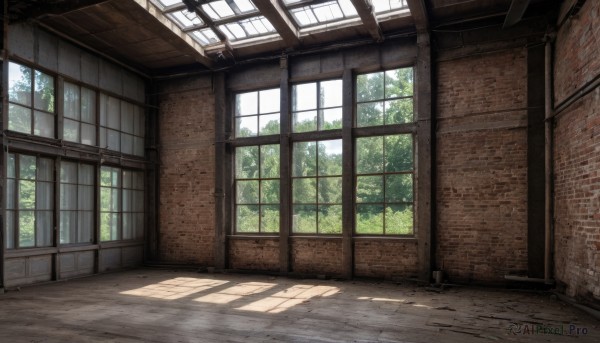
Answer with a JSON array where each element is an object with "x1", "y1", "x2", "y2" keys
[{"x1": 349, "y1": 0, "x2": 384, "y2": 42}]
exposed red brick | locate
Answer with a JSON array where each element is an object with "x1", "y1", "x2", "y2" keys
[
  {"x1": 229, "y1": 239, "x2": 279, "y2": 272},
  {"x1": 354, "y1": 240, "x2": 418, "y2": 279},
  {"x1": 436, "y1": 48, "x2": 529, "y2": 283},
  {"x1": 158, "y1": 76, "x2": 215, "y2": 265},
  {"x1": 291, "y1": 239, "x2": 343, "y2": 276}
]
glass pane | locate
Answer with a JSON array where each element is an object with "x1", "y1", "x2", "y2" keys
[
  {"x1": 133, "y1": 171, "x2": 144, "y2": 190},
  {"x1": 357, "y1": 102, "x2": 383, "y2": 127},
  {"x1": 320, "y1": 80, "x2": 342, "y2": 108},
  {"x1": 99, "y1": 127, "x2": 107, "y2": 148},
  {"x1": 78, "y1": 211, "x2": 94, "y2": 243},
  {"x1": 259, "y1": 89, "x2": 280, "y2": 113},
  {"x1": 81, "y1": 87, "x2": 96, "y2": 123},
  {"x1": 79, "y1": 164, "x2": 95, "y2": 185},
  {"x1": 123, "y1": 189, "x2": 132, "y2": 212},
  {"x1": 5, "y1": 211, "x2": 15, "y2": 249},
  {"x1": 386, "y1": 174, "x2": 413, "y2": 202},
  {"x1": 8, "y1": 103, "x2": 32, "y2": 134},
  {"x1": 318, "y1": 205, "x2": 342, "y2": 234},
  {"x1": 107, "y1": 129, "x2": 120, "y2": 151},
  {"x1": 385, "y1": 134, "x2": 413, "y2": 172},
  {"x1": 60, "y1": 184, "x2": 77, "y2": 210},
  {"x1": 259, "y1": 113, "x2": 280, "y2": 135},
  {"x1": 123, "y1": 170, "x2": 133, "y2": 189},
  {"x1": 8, "y1": 62, "x2": 32, "y2": 106},
  {"x1": 38, "y1": 158, "x2": 54, "y2": 181},
  {"x1": 236, "y1": 205, "x2": 259, "y2": 233},
  {"x1": 260, "y1": 180, "x2": 280, "y2": 203},
  {"x1": 121, "y1": 133, "x2": 134, "y2": 155},
  {"x1": 356, "y1": 175, "x2": 384, "y2": 203},
  {"x1": 79, "y1": 185, "x2": 94, "y2": 211},
  {"x1": 81, "y1": 123, "x2": 96, "y2": 146},
  {"x1": 34, "y1": 71, "x2": 54, "y2": 112},
  {"x1": 385, "y1": 99, "x2": 413, "y2": 124},
  {"x1": 34, "y1": 111, "x2": 55, "y2": 138},
  {"x1": 133, "y1": 190, "x2": 144, "y2": 212},
  {"x1": 19, "y1": 180, "x2": 36, "y2": 209},
  {"x1": 111, "y1": 188, "x2": 120, "y2": 211},
  {"x1": 7, "y1": 180, "x2": 16, "y2": 209},
  {"x1": 261, "y1": 205, "x2": 279, "y2": 233},
  {"x1": 134, "y1": 213, "x2": 144, "y2": 239},
  {"x1": 60, "y1": 210, "x2": 77, "y2": 244},
  {"x1": 385, "y1": 204, "x2": 413, "y2": 235},
  {"x1": 318, "y1": 140, "x2": 342, "y2": 176},
  {"x1": 320, "y1": 108, "x2": 342, "y2": 130},
  {"x1": 64, "y1": 82, "x2": 80, "y2": 120},
  {"x1": 293, "y1": 110, "x2": 317, "y2": 132},
  {"x1": 121, "y1": 102, "x2": 134, "y2": 134},
  {"x1": 236, "y1": 115, "x2": 258, "y2": 137},
  {"x1": 318, "y1": 177, "x2": 342, "y2": 204},
  {"x1": 292, "y1": 141, "x2": 316, "y2": 177},
  {"x1": 19, "y1": 210, "x2": 35, "y2": 247},
  {"x1": 357, "y1": 72, "x2": 384, "y2": 102},
  {"x1": 385, "y1": 68, "x2": 413, "y2": 98},
  {"x1": 260, "y1": 144, "x2": 279, "y2": 178},
  {"x1": 101, "y1": 213, "x2": 120, "y2": 241},
  {"x1": 8, "y1": 154, "x2": 16, "y2": 178},
  {"x1": 236, "y1": 92, "x2": 258, "y2": 116},
  {"x1": 99, "y1": 94, "x2": 107, "y2": 127},
  {"x1": 134, "y1": 106, "x2": 145, "y2": 136},
  {"x1": 235, "y1": 146, "x2": 259, "y2": 179},
  {"x1": 292, "y1": 205, "x2": 316, "y2": 234},
  {"x1": 123, "y1": 213, "x2": 133, "y2": 240},
  {"x1": 36, "y1": 182, "x2": 53, "y2": 210},
  {"x1": 293, "y1": 83, "x2": 316, "y2": 111},
  {"x1": 63, "y1": 118, "x2": 80, "y2": 142},
  {"x1": 134, "y1": 137, "x2": 145, "y2": 156},
  {"x1": 356, "y1": 136, "x2": 383, "y2": 174},
  {"x1": 356, "y1": 204, "x2": 384, "y2": 234},
  {"x1": 292, "y1": 178, "x2": 316, "y2": 204},
  {"x1": 236, "y1": 180, "x2": 259, "y2": 204},
  {"x1": 107, "y1": 96, "x2": 120, "y2": 129},
  {"x1": 100, "y1": 186, "x2": 111, "y2": 211},
  {"x1": 20, "y1": 155, "x2": 37, "y2": 180}
]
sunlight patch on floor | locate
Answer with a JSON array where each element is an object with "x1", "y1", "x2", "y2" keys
[
  {"x1": 236, "y1": 284, "x2": 340, "y2": 313},
  {"x1": 194, "y1": 282, "x2": 277, "y2": 304},
  {"x1": 120, "y1": 277, "x2": 229, "y2": 300}
]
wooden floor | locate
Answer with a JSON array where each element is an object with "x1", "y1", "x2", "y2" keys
[{"x1": 0, "y1": 269, "x2": 598, "y2": 342}]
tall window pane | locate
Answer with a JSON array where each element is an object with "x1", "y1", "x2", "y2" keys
[
  {"x1": 355, "y1": 134, "x2": 414, "y2": 235},
  {"x1": 99, "y1": 94, "x2": 145, "y2": 156},
  {"x1": 63, "y1": 82, "x2": 97, "y2": 146},
  {"x1": 100, "y1": 167, "x2": 144, "y2": 241},
  {"x1": 235, "y1": 144, "x2": 280, "y2": 233},
  {"x1": 292, "y1": 139, "x2": 342, "y2": 234},
  {"x1": 6, "y1": 153, "x2": 54, "y2": 248},
  {"x1": 60, "y1": 161, "x2": 95, "y2": 244}
]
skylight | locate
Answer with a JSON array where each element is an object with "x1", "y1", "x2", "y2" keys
[
  {"x1": 190, "y1": 28, "x2": 220, "y2": 46},
  {"x1": 168, "y1": 10, "x2": 203, "y2": 29},
  {"x1": 202, "y1": 0, "x2": 257, "y2": 20},
  {"x1": 373, "y1": 0, "x2": 409, "y2": 15},
  {"x1": 288, "y1": 0, "x2": 358, "y2": 28},
  {"x1": 155, "y1": 0, "x2": 181, "y2": 9},
  {"x1": 219, "y1": 16, "x2": 277, "y2": 41}
]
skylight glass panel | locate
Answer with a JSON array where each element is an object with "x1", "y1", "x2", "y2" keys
[
  {"x1": 218, "y1": 16, "x2": 276, "y2": 42},
  {"x1": 289, "y1": 1, "x2": 358, "y2": 28},
  {"x1": 372, "y1": 0, "x2": 408, "y2": 14},
  {"x1": 190, "y1": 28, "x2": 220, "y2": 46},
  {"x1": 203, "y1": 1, "x2": 235, "y2": 20},
  {"x1": 157, "y1": 0, "x2": 182, "y2": 8},
  {"x1": 233, "y1": 0, "x2": 256, "y2": 12},
  {"x1": 168, "y1": 10, "x2": 203, "y2": 29}
]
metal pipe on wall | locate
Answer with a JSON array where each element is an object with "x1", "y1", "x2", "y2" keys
[{"x1": 544, "y1": 35, "x2": 554, "y2": 284}]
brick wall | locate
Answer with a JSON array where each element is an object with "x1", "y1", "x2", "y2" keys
[
  {"x1": 291, "y1": 239, "x2": 343, "y2": 276},
  {"x1": 158, "y1": 75, "x2": 215, "y2": 265},
  {"x1": 229, "y1": 239, "x2": 280, "y2": 272},
  {"x1": 436, "y1": 48, "x2": 529, "y2": 283},
  {"x1": 554, "y1": 0, "x2": 600, "y2": 105},
  {"x1": 553, "y1": 0, "x2": 600, "y2": 302},
  {"x1": 354, "y1": 240, "x2": 418, "y2": 279}
]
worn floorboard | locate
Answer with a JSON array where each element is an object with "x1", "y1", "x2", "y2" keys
[{"x1": 0, "y1": 269, "x2": 598, "y2": 342}]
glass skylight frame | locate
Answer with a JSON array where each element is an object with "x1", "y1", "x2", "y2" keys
[
  {"x1": 219, "y1": 15, "x2": 278, "y2": 42},
  {"x1": 167, "y1": 9, "x2": 204, "y2": 30},
  {"x1": 288, "y1": 0, "x2": 359, "y2": 28},
  {"x1": 202, "y1": 0, "x2": 258, "y2": 21},
  {"x1": 372, "y1": 0, "x2": 410, "y2": 17}
]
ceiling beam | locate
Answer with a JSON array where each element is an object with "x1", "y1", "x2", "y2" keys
[
  {"x1": 406, "y1": 0, "x2": 429, "y2": 32},
  {"x1": 252, "y1": 0, "x2": 301, "y2": 48},
  {"x1": 350, "y1": 0, "x2": 383, "y2": 42}
]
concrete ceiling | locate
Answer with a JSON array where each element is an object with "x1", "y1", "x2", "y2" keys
[{"x1": 6, "y1": 0, "x2": 559, "y2": 75}]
